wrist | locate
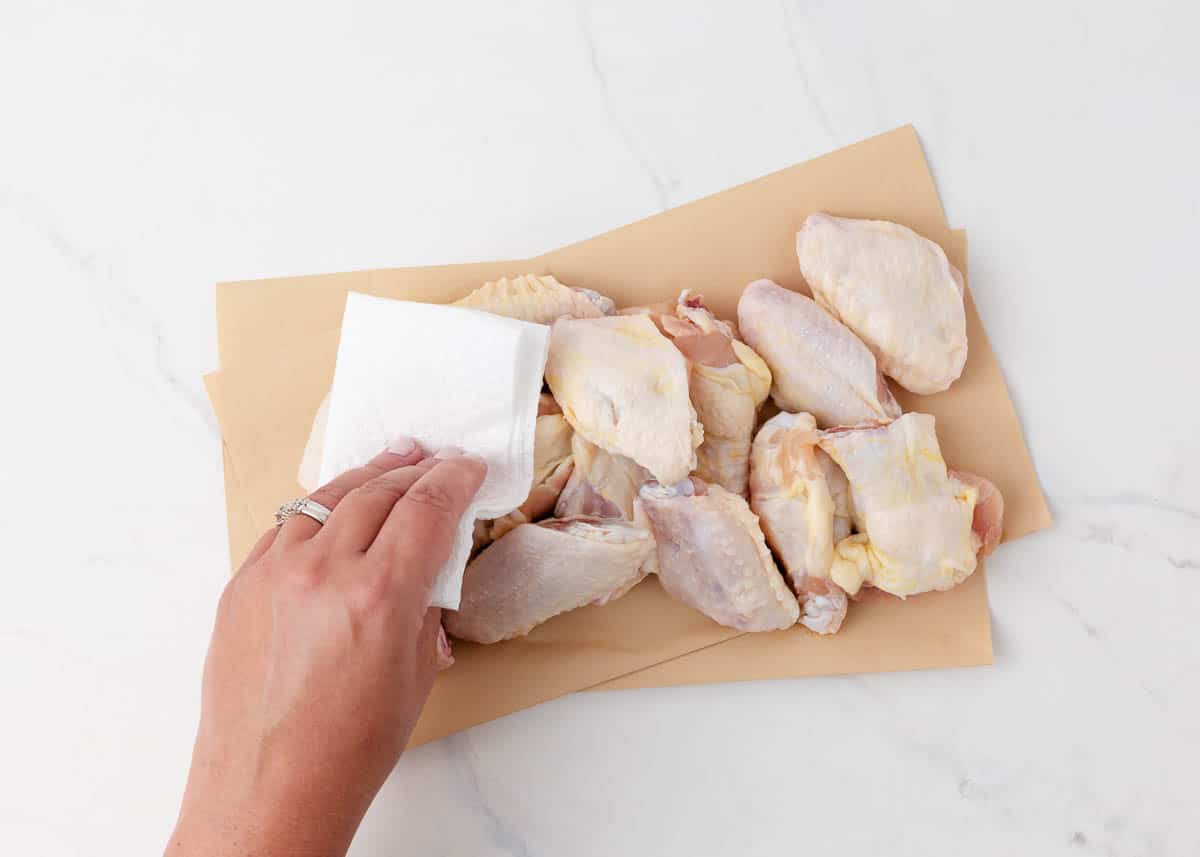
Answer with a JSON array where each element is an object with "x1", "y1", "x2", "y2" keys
[
  {"x1": 167, "y1": 759, "x2": 359, "y2": 857},
  {"x1": 168, "y1": 800, "x2": 356, "y2": 857}
]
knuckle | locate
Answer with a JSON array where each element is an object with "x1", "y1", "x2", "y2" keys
[
  {"x1": 405, "y1": 480, "x2": 459, "y2": 515},
  {"x1": 352, "y1": 462, "x2": 389, "y2": 486},
  {"x1": 363, "y1": 458, "x2": 396, "y2": 475},
  {"x1": 351, "y1": 479, "x2": 405, "y2": 504},
  {"x1": 276, "y1": 548, "x2": 326, "y2": 591},
  {"x1": 311, "y1": 464, "x2": 384, "y2": 508},
  {"x1": 314, "y1": 461, "x2": 391, "y2": 505},
  {"x1": 386, "y1": 532, "x2": 450, "y2": 598},
  {"x1": 345, "y1": 569, "x2": 394, "y2": 618},
  {"x1": 216, "y1": 566, "x2": 265, "y2": 617},
  {"x1": 308, "y1": 485, "x2": 345, "y2": 510},
  {"x1": 459, "y1": 457, "x2": 488, "y2": 484},
  {"x1": 381, "y1": 542, "x2": 427, "y2": 584}
]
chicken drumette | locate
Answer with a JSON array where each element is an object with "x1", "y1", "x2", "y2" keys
[
  {"x1": 749, "y1": 411, "x2": 851, "y2": 634},
  {"x1": 657, "y1": 291, "x2": 771, "y2": 497}
]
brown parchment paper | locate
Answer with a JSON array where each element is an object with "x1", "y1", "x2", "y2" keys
[{"x1": 205, "y1": 126, "x2": 1051, "y2": 745}]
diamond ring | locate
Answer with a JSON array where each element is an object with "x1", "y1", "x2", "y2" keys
[{"x1": 275, "y1": 497, "x2": 333, "y2": 527}]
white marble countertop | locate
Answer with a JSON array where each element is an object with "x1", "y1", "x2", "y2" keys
[{"x1": 2, "y1": 2, "x2": 1197, "y2": 855}]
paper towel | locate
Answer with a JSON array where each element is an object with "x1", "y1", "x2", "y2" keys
[{"x1": 314, "y1": 292, "x2": 550, "y2": 609}]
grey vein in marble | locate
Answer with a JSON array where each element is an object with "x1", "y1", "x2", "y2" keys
[
  {"x1": 444, "y1": 734, "x2": 532, "y2": 857},
  {"x1": 1054, "y1": 594, "x2": 1101, "y2": 639},
  {"x1": 0, "y1": 188, "x2": 217, "y2": 434},
  {"x1": 1077, "y1": 491, "x2": 1200, "y2": 522},
  {"x1": 575, "y1": 0, "x2": 675, "y2": 211},
  {"x1": 1060, "y1": 500, "x2": 1199, "y2": 574},
  {"x1": 776, "y1": 0, "x2": 839, "y2": 144}
]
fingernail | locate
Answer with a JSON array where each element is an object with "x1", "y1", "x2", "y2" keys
[
  {"x1": 433, "y1": 446, "x2": 464, "y2": 460},
  {"x1": 436, "y1": 626, "x2": 455, "y2": 670},
  {"x1": 387, "y1": 435, "x2": 418, "y2": 455}
]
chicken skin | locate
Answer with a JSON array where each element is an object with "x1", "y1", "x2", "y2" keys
[
  {"x1": 658, "y1": 291, "x2": 771, "y2": 496},
  {"x1": 817, "y1": 413, "x2": 1001, "y2": 598},
  {"x1": 639, "y1": 478, "x2": 799, "y2": 632},
  {"x1": 445, "y1": 517, "x2": 655, "y2": 644},
  {"x1": 737, "y1": 279, "x2": 900, "y2": 428},
  {"x1": 796, "y1": 213, "x2": 967, "y2": 394},
  {"x1": 545, "y1": 315, "x2": 703, "y2": 485},
  {"x1": 554, "y1": 433, "x2": 651, "y2": 521},
  {"x1": 950, "y1": 469, "x2": 1005, "y2": 556},
  {"x1": 748, "y1": 412, "x2": 850, "y2": 634},
  {"x1": 484, "y1": 410, "x2": 575, "y2": 542},
  {"x1": 453, "y1": 274, "x2": 614, "y2": 324}
]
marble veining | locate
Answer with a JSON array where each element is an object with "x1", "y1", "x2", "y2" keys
[
  {"x1": 1078, "y1": 491, "x2": 1200, "y2": 523},
  {"x1": 777, "y1": 2, "x2": 838, "y2": 145},
  {"x1": 1, "y1": 1, "x2": 1197, "y2": 856},
  {"x1": 576, "y1": 2, "x2": 676, "y2": 212},
  {"x1": 446, "y1": 734, "x2": 533, "y2": 857}
]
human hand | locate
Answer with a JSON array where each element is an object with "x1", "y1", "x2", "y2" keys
[{"x1": 167, "y1": 439, "x2": 486, "y2": 857}]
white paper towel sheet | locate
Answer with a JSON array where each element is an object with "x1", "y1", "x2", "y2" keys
[{"x1": 316, "y1": 292, "x2": 550, "y2": 609}]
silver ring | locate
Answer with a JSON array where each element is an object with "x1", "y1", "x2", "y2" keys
[{"x1": 275, "y1": 497, "x2": 333, "y2": 527}]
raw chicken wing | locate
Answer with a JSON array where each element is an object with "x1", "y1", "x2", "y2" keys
[
  {"x1": 748, "y1": 412, "x2": 849, "y2": 634},
  {"x1": 483, "y1": 406, "x2": 575, "y2": 542},
  {"x1": 453, "y1": 274, "x2": 614, "y2": 324},
  {"x1": 950, "y1": 469, "x2": 1005, "y2": 555},
  {"x1": 737, "y1": 279, "x2": 900, "y2": 427},
  {"x1": 445, "y1": 518, "x2": 655, "y2": 643},
  {"x1": 545, "y1": 315, "x2": 703, "y2": 485},
  {"x1": 660, "y1": 291, "x2": 771, "y2": 496},
  {"x1": 639, "y1": 478, "x2": 799, "y2": 632},
  {"x1": 822, "y1": 449, "x2": 854, "y2": 544},
  {"x1": 796, "y1": 213, "x2": 967, "y2": 394},
  {"x1": 817, "y1": 413, "x2": 993, "y2": 597},
  {"x1": 555, "y1": 433, "x2": 651, "y2": 521}
]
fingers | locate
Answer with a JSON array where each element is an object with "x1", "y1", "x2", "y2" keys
[
  {"x1": 316, "y1": 457, "x2": 441, "y2": 551},
  {"x1": 370, "y1": 454, "x2": 487, "y2": 597},
  {"x1": 275, "y1": 438, "x2": 425, "y2": 547}
]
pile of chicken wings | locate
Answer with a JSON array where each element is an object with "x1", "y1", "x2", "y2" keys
[{"x1": 444, "y1": 214, "x2": 1004, "y2": 644}]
